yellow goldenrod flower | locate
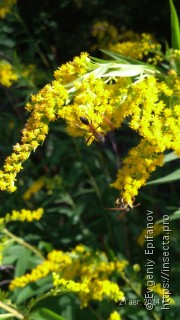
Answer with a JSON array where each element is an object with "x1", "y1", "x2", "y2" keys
[
  {"x1": 23, "y1": 178, "x2": 45, "y2": 200},
  {"x1": 109, "y1": 33, "x2": 162, "y2": 65},
  {"x1": 0, "y1": 60, "x2": 18, "y2": 86},
  {"x1": 0, "y1": 46, "x2": 179, "y2": 205},
  {"x1": 2, "y1": 208, "x2": 44, "y2": 224},
  {"x1": 0, "y1": 77, "x2": 68, "y2": 192},
  {"x1": 111, "y1": 139, "x2": 165, "y2": 206},
  {"x1": 9, "y1": 245, "x2": 126, "y2": 307},
  {"x1": 72, "y1": 244, "x2": 87, "y2": 253},
  {"x1": 52, "y1": 273, "x2": 89, "y2": 294},
  {"x1": 54, "y1": 52, "x2": 89, "y2": 84},
  {"x1": 151, "y1": 283, "x2": 175, "y2": 305},
  {"x1": 137, "y1": 224, "x2": 163, "y2": 247},
  {"x1": 78, "y1": 279, "x2": 124, "y2": 306},
  {"x1": 9, "y1": 249, "x2": 73, "y2": 290},
  {"x1": 108, "y1": 311, "x2": 121, "y2": 320}
]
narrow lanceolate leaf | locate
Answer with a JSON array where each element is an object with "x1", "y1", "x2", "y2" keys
[
  {"x1": 164, "y1": 151, "x2": 179, "y2": 163},
  {"x1": 30, "y1": 308, "x2": 65, "y2": 320},
  {"x1": 168, "y1": 210, "x2": 180, "y2": 221},
  {"x1": 100, "y1": 49, "x2": 144, "y2": 64},
  {"x1": 147, "y1": 168, "x2": 180, "y2": 185},
  {"x1": 156, "y1": 210, "x2": 180, "y2": 224},
  {"x1": 100, "y1": 49, "x2": 158, "y2": 70},
  {"x1": 169, "y1": 0, "x2": 180, "y2": 49}
]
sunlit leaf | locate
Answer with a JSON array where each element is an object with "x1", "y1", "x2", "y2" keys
[
  {"x1": 147, "y1": 169, "x2": 180, "y2": 185},
  {"x1": 14, "y1": 276, "x2": 52, "y2": 304},
  {"x1": 169, "y1": 0, "x2": 180, "y2": 49},
  {"x1": 0, "y1": 314, "x2": 13, "y2": 319},
  {"x1": 164, "y1": 151, "x2": 178, "y2": 162},
  {"x1": 156, "y1": 209, "x2": 180, "y2": 224},
  {"x1": 30, "y1": 308, "x2": 65, "y2": 320}
]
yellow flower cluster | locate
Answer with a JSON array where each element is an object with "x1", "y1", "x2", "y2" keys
[
  {"x1": 0, "y1": 53, "x2": 91, "y2": 192},
  {"x1": 111, "y1": 140, "x2": 165, "y2": 205},
  {"x1": 0, "y1": 60, "x2": 18, "y2": 87},
  {"x1": 0, "y1": 46, "x2": 179, "y2": 205},
  {"x1": 111, "y1": 74, "x2": 180, "y2": 205},
  {"x1": 52, "y1": 274, "x2": 89, "y2": 294},
  {"x1": 0, "y1": 208, "x2": 44, "y2": 226},
  {"x1": 53, "y1": 275, "x2": 124, "y2": 307},
  {"x1": 23, "y1": 178, "x2": 45, "y2": 200},
  {"x1": 137, "y1": 224, "x2": 163, "y2": 247},
  {"x1": 57, "y1": 74, "x2": 121, "y2": 144},
  {"x1": 9, "y1": 249, "x2": 72, "y2": 290},
  {"x1": 151, "y1": 283, "x2": 175, "y2": 305},
  {"x1": 0, "y1": 83, "x2": 67, "y2": 192},
  {"x1": 54, "y1": 52, "x2": 89, "y2": 84},
  {"x1": 0, "y1": 0, "x2": 16, "y2": 18},
  {"x1": 169, "y1": 49, "x2": 180, "y2": 66},
  {"x1": 108, "y1": 311, "x2": 121, "y2": 320},
  {"x1": 110, "y1": 33, "x2": 163, "y2": 65},
  {"x1": 9, "y1": 245, "x2": 127, "y2": 306}
]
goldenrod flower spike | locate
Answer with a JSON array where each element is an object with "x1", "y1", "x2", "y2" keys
[
  {"x1": 9, "y1": 245, "x2": 127, "y2": 307},
  {"x1": 0, "y1": 208, "x2": 44, "y2": 226},
  {"x1": 112, "y1": 140, "x2": 165, "y2": 206},
  {"x1": 0, "y1": 60, "x2": 18, "y2": 86},
  {"x1": 0, "y1": 48, "x2": 180, "y2": 204}
]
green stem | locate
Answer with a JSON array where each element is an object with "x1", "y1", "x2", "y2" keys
[
  {"x1": 0, "y1": 301, "x2": 24, "y2": 320},
  {"x1": 3, "y1": 228, "x2": 44, "y2": 260},
  {"x1": 27, "y1": 291, "x2": 54, "y2": 311},
  {"x1": 87, "y1": 304, "x2": 104, "y2": 320},
  {"x1": 121, "y1": 272, "x2": 141, "y2": 297},
  {"x1": 73, "y1": 139, "x2": 103, "y2": 206}
]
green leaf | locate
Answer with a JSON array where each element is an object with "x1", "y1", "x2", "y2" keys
[
  {"x1": 15, "y1": 249, "x2": 32, "y2": 277},
  {"x1": 30, "y1": 308, "x2": 65, "y2": 320},
  {"x1": 169, "y1": 0, "x2": 180, "y2": 49},
  {"x1": 0, "y1": 290, "x2": 8, "y2": 301},
  {"x1": 164, "y1": 151, "x2": 178, "y2": 162},
  {"x1": 147, "y1": 168, "x2": 180, "y2": 185},
  {"x1": 168, "y1": 209, "x2": 180, "y2": 221},
  {"x1": 156, "y1": 209, "x2": 180, "y2": 224},
  {"x1": 14, "y1": 276, "x2": 52, "y2": 305},
  {"x1": 100, "y1": 49, "x2": 158, "y2": 71},
  {"x1": 100, "y1": 49, "x2": 143, "y2": 64},
  {"x1": 102, "y1": 65, "x2": 155, "y2": 77},
  {"x1": 3, "y1": 246, "x2": 30, "y2": 265}
]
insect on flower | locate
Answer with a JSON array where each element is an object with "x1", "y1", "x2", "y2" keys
[
  {"x1": 104, "y1": 197, "x2": 140, "y2": 218},
  {"x1": 79, "y1": 116, "x2": 105, "y2": 144}
]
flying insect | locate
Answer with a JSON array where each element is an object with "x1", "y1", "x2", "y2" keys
[{"x1": 79, "y1": 116, "x2": 105, "y2": 143}]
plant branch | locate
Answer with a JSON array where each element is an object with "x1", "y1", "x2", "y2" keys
[
  {"x1": 0, "y1": 301, "x2": 24, "y2": 320},
  {"x1": 3, "y1": 228, "x2": 44, "y2": 260}
]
